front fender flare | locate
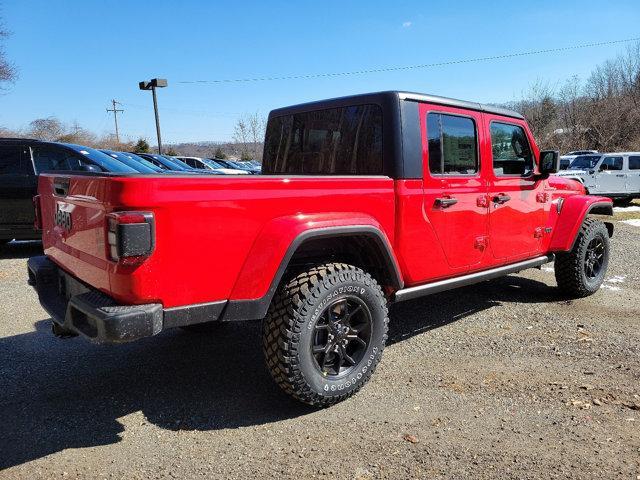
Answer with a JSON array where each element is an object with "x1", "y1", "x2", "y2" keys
[{"x1": 549, "y1": 195, "x2": 613, "y2": 252}]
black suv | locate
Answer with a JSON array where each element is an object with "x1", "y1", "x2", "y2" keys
[{"x1": 0, "y1": 138, "x2": 135, "y2": 243}]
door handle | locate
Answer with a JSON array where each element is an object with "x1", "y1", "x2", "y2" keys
[
  {"x1": 492, "y1": 194, "x2": 511, "y2": 204},
  {"x1": 616, "y1": 174, "x2": 625, "y2": 177},
  {"x1": 435, "y1": 197, "x2": 458, "y2": 208}
]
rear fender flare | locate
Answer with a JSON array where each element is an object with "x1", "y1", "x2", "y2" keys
[
  {"x1": 549, "y1": 195, "x2": 613, "y2": 252},
  {"x1": 223, "y1": 214, "x2": 401, "y2": 321}
]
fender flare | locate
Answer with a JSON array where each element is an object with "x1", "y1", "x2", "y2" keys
[
  {"x1": 549, "y1": 195, "x2": 613, "y2": 252},
  {"x1": 222, "y1": 224, "x2": 402, "y2": 321}
]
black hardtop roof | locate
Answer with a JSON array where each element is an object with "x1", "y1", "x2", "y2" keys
[{"x1": 268, "y1": 90, "x2": 524, "y2": 120}]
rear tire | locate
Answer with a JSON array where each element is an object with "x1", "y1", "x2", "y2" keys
[
  {"x1": 555, "y1": 218, "x2": 610, "y2": 298},
  {"x1": 263, "y1": 263, "x2": 388, "y2": 407}
]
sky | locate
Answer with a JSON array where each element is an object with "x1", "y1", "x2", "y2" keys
[{"x1": 1, "y1": 0, "x2": 639, "y2": 145}]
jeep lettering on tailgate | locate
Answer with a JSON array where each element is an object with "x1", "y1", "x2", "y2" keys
[{"x1": 54, "y1": 204, "x2": 72, "y2": 232}]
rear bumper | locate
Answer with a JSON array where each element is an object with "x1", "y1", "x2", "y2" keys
[{"x1": 27, "y1": 256, "x2": 225, "y2": 343}]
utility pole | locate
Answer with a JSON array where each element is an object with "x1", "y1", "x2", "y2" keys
[{"x1": 106, "y1": 99, "x2": 124, "y2": 143}]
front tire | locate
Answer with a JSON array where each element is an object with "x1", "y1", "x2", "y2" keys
[
  {"x1": 555, "y1": 218, "x2": 610, "y2": 298},
  {"x1": 263, "y1": 263, "x2": 388, "y2": 407}
]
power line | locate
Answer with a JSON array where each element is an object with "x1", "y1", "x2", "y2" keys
[{"x1": 177, "y1": 37, "x2": 640, "y2": 85}]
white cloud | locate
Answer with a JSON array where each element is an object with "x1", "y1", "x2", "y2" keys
[{"x1": 402, "y1": 21, "x2": 412, "y2": 28}]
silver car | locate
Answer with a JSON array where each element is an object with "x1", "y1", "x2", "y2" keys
[{"x1": 555, "y1": 152, "x2": 640, "y2": 201}]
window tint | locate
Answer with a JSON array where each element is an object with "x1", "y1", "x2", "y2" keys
[
  {"x1": 629, "y1": 156, "x2": 640, "y2": 170},
  {"x1": 32, "y1": 146, "x2": 89, "y2": 173},
  {"x1": 263, "y1": 104, "x2": 383, "y2": 175},
  {"x1": 427, "y1": 113, "x2": 478, "y2": 175},
  {"x1": 61, "y1": 144, "x2": 136, "y2": 173},
  {"x1": 601, "y1": 156, "x2": 623, "y2": 171},
  {"x1": 0, "y1": 145, "x2": 28, "y2": 174},
  {"x1": 490, "y1": 123, "x2": 534, "y2": 176}
]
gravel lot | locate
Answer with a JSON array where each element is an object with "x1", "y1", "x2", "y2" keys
[{"x1": 1, "y1": 208, "x2": 639, "y2": 479}]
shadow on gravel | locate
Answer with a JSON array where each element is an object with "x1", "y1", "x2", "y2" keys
[
  {"x1": 0, "y1": 273, "x2": 559, "y2": 470},
  {"x1": 388, "y1": 274, "x2": 559, "y2": 345},
  {"x1": 0, "y1": 240, "x2": 43, "y2": 260}
]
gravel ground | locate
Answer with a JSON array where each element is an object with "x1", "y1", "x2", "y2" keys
[{"x1": 1, "y1": 211, "x2": 639, "y2": 479}]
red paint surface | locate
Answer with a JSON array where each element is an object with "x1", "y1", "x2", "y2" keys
[{"x1": 38, "y1": 105, "x2": 611, "y2": 309}]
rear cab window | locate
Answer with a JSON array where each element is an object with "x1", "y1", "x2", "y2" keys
[
  {"x1": 490, "y1": 122, "x2": 534, "y2": 176},
  {"x1": 263, "y1": 104, "x2": 383, "y2": 175},
  {"x1": 629, "y1": 156, "x2": 640, "y2": 170}
]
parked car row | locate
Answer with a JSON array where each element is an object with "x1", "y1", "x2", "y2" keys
[
  {"x1": 0, "y1": 137, "x2": 261, "y2": 243},
  {"x1": 555, "y1": 151, "x2": 640, "y2": 202}
]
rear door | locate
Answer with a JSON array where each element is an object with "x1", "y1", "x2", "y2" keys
[
  {"x1": 420, "y1": 104, "x2": 489, "y2": 272},
  {"x1": 596, "y1": 156, "x2": 625, "y2": 194},
  {"x1": 627, "y1": 155, "x2": 640, "y2": 195},
  {"x1": 0, "y1": 144, "x2": 36, "y2": 230},
  {"x1": 485, "y1": 118, "x2": 545, "y2": 260}
]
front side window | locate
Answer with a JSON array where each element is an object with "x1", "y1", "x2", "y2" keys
[
  {"x1": 490, "y1": 122, "x2": 534, "y2": 176},
  {"x1": 629, "y1": 156, "x2": 640, "y2": 170},
  {"x1": 263, "y1": 104, "x2": 383, "y2": 175},
  {"x1": 426, "y1": 113, "x2": 477, "y2": 175},
  {"x1": 600, "y1": 156, "x2": 623, "y2": 171}
]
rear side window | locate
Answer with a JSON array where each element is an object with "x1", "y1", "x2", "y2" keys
[
  {"x1": 490, "y1": 122, "x2": 534, "y2": 176},
  {"x1": 31, "y1": 147, "x2": 89, "y2": 173},
  {"x1": 263, "y1": 104, "x2": 383, "y2": 175},
  {"x1": 629, "y1": 156, "x2": 640, "y2": 170},
  {"x1": 427, "y1": 113, "x2": 478, "y2": 175},
  {"x1": 0, "y1": 145, "x2": 30, "y2": 174},
  {"x1": 601, "y1": 156, "x2": 623, "y2": 171}
]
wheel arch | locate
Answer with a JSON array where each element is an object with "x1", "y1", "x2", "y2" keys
[
  {"x1": 549, "y1": 195, "x2": 614, "y2": 252},
  {"x1": 222, "y1": 223, "x2": 402, "y2": 321}
]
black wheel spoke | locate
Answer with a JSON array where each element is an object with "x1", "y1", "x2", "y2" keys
[
  {"x1": 310, "y1": 296, "x2": 372, "y2": 378},
  {"x1": 347, "y1": 334, "x2": 367, "y2": 347},
  {"x1": 345, "y1": 305, "x2": 363, "y2": 323}
]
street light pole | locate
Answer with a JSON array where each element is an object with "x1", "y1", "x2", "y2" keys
[
  {"x1": 139, "y1": 78, "x2": 168, "y2": 154},
  {"x1": 151, "y1": 87, "x2": 162, "y2": 154}
]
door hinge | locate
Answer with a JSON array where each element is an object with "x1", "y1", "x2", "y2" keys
[
  {"x1": 474, "y1": 236, "x2": 489, "y2": 250},
  {"x1": 536, "y1": 192, "x2": 550, "y2": 203}
]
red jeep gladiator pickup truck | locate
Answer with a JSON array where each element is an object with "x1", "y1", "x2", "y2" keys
[{"x1": 28, "y1": 91, "x2": 614, "y2": 407}]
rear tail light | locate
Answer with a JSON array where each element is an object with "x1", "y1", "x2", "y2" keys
[
  {"x1": 106, "y1": 211, "x2": 155, "y2": 265},
  {"x1": 33, "y1": 195, "x2": 42, "y2": 231}
]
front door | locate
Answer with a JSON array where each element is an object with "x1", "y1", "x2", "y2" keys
[
  {"x1": 485, "y1": 119, "x2": 544, "y2": 260},
  {"x1": 596, "y1": 155, "x2": 626, "y2": 194},
  {"x1": 627, "y1": 155, "x2": 640, "y2": 194},
  {"x1": 420, "y1": 105, "x2": 489, "y2": 272}
]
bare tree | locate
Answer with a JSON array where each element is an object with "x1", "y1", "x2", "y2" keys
[
  {"x1": 233, "y1": 112, "x2": 266, "y2": 160},
  {"x1": 27, "y1": 117, "x2": 66, "y2": 141},
  {"x1": 0, "y1": 18, "x2": 17, "y2": 88},
  {"x1": 507, "y1": 42, "x2": 640, "y2": 153}
]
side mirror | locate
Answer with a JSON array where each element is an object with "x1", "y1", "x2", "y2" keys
[
  {"x1": 538, "y1": 150, "x2": 560, "y2": 176},
  {"x1": 599, "y1": 164, "x2": 608, "y2": 171},
  {"x1": 80, "y1": 164, "x2": 102, "y2": 173}
]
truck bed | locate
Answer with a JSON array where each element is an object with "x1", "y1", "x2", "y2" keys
[{"x1": 38, "y1": 173, "x2": 395, "y2": 309}]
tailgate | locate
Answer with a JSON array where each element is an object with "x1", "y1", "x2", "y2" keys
[{"x1": 39, "y1": 174, "x2": 112, "y2": 292}]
